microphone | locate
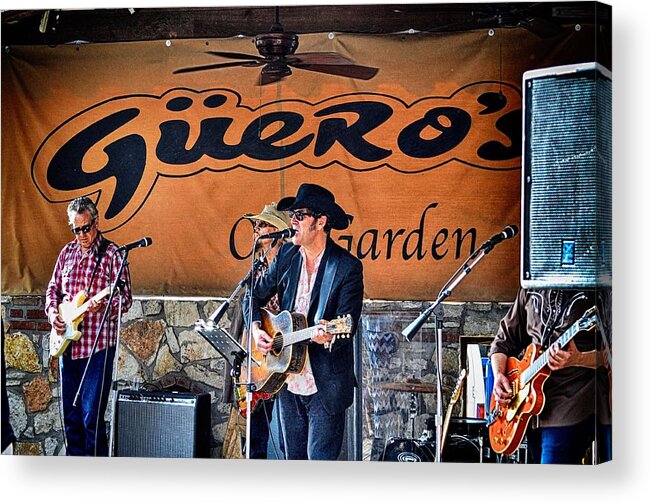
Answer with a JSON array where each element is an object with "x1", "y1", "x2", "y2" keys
[
  {"x1": 257, "y1": 228, "x2": 296, "y2": 240},
  {"x1": 481, "y1": 225, "x2": 518, "y2": 250},
  {"x1": 117, "y1": 237, "x2": 153, "y2": 252}
]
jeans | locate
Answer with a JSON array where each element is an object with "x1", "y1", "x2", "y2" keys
[
  {"x1": 540, "y1": 414, "x2": 612, "y2": 464},
  {"x1": 249, "y1": 398, "x2": 275, "y2": 459},
  {"x1": 277, "y1": 387, "x2": 345, "y2": 460},
  {"x1": 60, "y1": 347, "x2": 115, "y2": 456}
]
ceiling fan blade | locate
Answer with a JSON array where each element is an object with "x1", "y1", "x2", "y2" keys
[
  {"x1": 205, "y1": 50, "x2": 266, "y2": 62},
  {"x1": 288, "y1": 52, "x2": 355, "y2": 66},
  {"x1": 291, "y1": 63, "x2": 379, "y2": 81},
  {"x1": 173, "y1": 60, "x2": 261, "y2": 75}
]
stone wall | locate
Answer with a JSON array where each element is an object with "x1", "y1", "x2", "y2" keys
[{"x1": 1, "y1": 295, "x2": 512, "y2": 458}]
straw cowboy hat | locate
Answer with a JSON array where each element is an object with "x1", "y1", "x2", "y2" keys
[
  {"x1": 277, "y1": 183, "x2": 352, "y2": 230},
  {"x1": 242, "y1": 202, "x2": 291, "y2": 230}
]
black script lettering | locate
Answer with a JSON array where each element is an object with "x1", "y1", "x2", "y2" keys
[
  {"x1": 337, "y1": 235, "x2": 353, "y2": 253},
  {"x1": 402, "y1": 202, "x2": 439, "y2": 260},
  {"x1": 383, "y1": 228, "x2": 406, "y2": 260},
  {"x1": 314, "y1": 102, "x2": 393, "y2": 161},
  {"x1": 477, "y1": 109, "x2": 521, "y2": 161},
  {"x1": 229, "y1": 217, "x2": 253, "y2": 261},
  {"x1": 241, "y1": 112, "x2": 314, "y2": 160},
  {"x1": 157, "y1": 118, "x2": 241, "y2": 164},
  {"x1": 398, "y1": 107, "x2": 471, "y2": 158},
  {"x1": 47, "y1": 109, "x2": 145, "y2": 220},
  {"x1": 431, "y1": 229, "x2": 449, "y2": 260},
  {"x1": 452, "y1": 228, "x2": 476, "y2": 257},
  {"x1": 357, "y1": 229, "x2": 381, "y2": 260}
]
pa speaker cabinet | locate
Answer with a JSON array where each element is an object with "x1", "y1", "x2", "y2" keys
[
  {"x1": 114, "y1": 389, "x2": 211, "y2": 458},
  {"x1": 521, "y1": 62, "x2": 612, "y2": 289}
]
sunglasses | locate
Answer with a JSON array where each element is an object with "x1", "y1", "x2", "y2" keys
[
  {"x1": 253, "y1": 221, "x2": 274, "y2": 231},
  {"x1": 289, "y1": 209, "x2": 320, "y2": 221},
  {"x1": 71, "y1": 220, "x2": 95, "y2": 235}
]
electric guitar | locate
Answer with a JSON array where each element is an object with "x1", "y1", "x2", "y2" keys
[
  {"x1": 487, "y1": 306, "x2": 598, "y2": 455},
  {"x1": 441, "y1": 369, "x2": 466, "y2": 453},
  {"x1": 246, "y1": 308, "x2": 353, "y2": 396},
  {"x1": 49, "y1": 287, "x2": 111, "y2": 358}
]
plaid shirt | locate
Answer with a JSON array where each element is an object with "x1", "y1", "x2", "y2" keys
[{"x1": 45, "y1": 233, "x2": 133, "y2": 360}]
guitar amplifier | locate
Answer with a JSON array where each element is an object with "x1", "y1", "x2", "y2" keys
[
  {"x1": 114, "y1": 389, "x2": 211, "y2": 458},
  {"x1": 521, "y1": 62, "x2": 612, "y2": 289}
]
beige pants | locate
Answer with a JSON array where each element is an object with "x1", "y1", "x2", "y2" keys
[{"x1": 221, "y1": 407, "x2": 246, "y2": 459}]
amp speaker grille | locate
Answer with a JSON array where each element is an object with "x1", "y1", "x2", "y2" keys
[
  {"x1": 114, "y1": 389, "x2": 211, "y2": 458},
  {"x1": 522, "y1": 63, "x2": 611, "y2": 288}
]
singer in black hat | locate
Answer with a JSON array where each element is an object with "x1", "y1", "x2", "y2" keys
[{"x1": 243, "y1": 183, "x2": 364, "y2": 460}]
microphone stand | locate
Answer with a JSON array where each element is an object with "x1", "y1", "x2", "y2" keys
[
  {"x1": 206, "y1": 240, "x2": 273, "y2": 460},
  {"x1": 73, "y1": 250, "x2": 129, "y2": 408},
  {"x1": 402, "y1": 241, "x2": 500, "y2": 463}
]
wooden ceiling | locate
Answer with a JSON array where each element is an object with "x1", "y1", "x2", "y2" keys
[{"x1": 2, "y1": 3, "x2": 611, "y2": 47}]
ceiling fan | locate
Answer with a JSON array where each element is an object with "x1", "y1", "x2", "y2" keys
[{"x1": 173, "y1": 7, "x2": 379, "y2": 85}]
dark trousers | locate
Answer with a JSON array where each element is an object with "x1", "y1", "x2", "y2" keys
[
  {"x1": 538, "y1": 414, "x2": 612, "y2": 464},
  {"x1": 249, "y1": 398, "x2": 273, "y2": 459},
  {"x1": 60, "y1": 347, "x2": 115, "y2": 456},
  {"x1": 277, "y1": 387, "x2": 345, "y2": 460}
]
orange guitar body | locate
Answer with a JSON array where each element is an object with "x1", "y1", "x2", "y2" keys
[{"x1": 488, "y1": 343, "x2": 550, "y2": 455}]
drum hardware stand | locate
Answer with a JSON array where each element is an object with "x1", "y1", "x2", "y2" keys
[{"x1": 402, "y1": 234, "x2": 508, "y2": 463}]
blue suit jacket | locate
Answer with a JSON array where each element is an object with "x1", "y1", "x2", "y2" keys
[{"x1": 243, "y1": 237, "x2": 364, "y2": 414}]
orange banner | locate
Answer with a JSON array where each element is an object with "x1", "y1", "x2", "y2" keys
[{"x1": 1, "y1": 29, "x2": 599, "y2": 300}]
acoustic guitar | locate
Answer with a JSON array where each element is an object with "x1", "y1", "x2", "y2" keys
[
  {"x1": 49, "y1": 287, "x2": 111, "y2": 358},
  {"x1": 487, "y1": 306, "x2": 598, "y2": 455},
  {"x1": 245, "y1": 308, "x2": 353, "y2": 396}
]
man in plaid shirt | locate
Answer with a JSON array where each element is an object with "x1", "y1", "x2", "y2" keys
[{"x1": 46, "y1": 197, "x2": 132, "y2": 456}]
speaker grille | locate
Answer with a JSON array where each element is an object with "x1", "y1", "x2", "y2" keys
[
  {"x1": 522, "y1": 63, "x2": 611, "y2": 288},
  {"x1": 115, "y1": 389, "x2": 210, "y2": 458}
]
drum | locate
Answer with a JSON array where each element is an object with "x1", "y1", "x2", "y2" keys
[{"x1": 381, "y1": 437, "x2": 435, "y2": 462}]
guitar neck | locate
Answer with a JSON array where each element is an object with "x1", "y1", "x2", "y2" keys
[
  {"x1": 282, "y1": 325, "x2": 321, "y2": 347},
  {"x1": 70, "y1": 287, "x2": 111, "y2": 320},
  {"x1": 520, "y1": 319, "x2": 582, "y2": 386}
]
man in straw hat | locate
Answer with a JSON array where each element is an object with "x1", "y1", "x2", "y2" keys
[
  {"x1": 223, "y1": 202, "x2": 290, "y2": 459},
  {"x1": 244, "y1": 183, "x2": 364, "y2": 460}
]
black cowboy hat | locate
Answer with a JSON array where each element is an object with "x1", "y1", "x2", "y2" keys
[{"x1": 277, "y1": 183, "x2": 352, "y2": 230}]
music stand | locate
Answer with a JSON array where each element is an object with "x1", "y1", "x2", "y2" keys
[{"x1": 194, "y1": 320, "x2": 257, "y2": 373}]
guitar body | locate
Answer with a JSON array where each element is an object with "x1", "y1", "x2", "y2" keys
[
  {"x1": 245, "y1": 309, "x2": 309, "y2": 395},
  {"x1": 488, "y1": 343, "x2": 550, "y2": 455},
  {"x1": 49, "y1": 290, "x2": 87, "y2": 358}
]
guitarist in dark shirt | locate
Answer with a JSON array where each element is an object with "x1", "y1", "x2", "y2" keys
[
  {"x1": 490, "y1": 288, "x2": 612, "y2": 464},
  {"x1": 244, "y1": 184, "x2": 364, "y2": 460}
]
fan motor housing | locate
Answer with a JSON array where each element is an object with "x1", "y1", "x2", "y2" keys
[{"x1": 255, "y1": 32, "x2": 299, "y2": 57}]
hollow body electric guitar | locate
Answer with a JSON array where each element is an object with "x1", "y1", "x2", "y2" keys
[
  {"x1": 487, "y1": 306, "x2": 598, "y2": 455},
  {"x1": 245, "y1": 308, "x2": 353, "y2": 397},
  {"x1": 49, "y1": 287, "x2": 111, "y2": 358},
  {"x1": 441, "y1": 369, "x2": 466, "y2": 453}
]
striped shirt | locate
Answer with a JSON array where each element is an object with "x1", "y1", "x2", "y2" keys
[{"x1": 45, "y1": 234, "x2": 133, "y2": 360}]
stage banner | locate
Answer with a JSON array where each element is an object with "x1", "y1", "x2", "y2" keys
[{"x1": 1, "y1": 28, "x2": 598, "y2": 300}]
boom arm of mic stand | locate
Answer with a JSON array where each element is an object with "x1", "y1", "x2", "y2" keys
[
  {"x1": 402, "y1": 245, "x2": 492, "y2": 341},
  {"x1": 207, "y1": 253, "x2": 268, "y2": 325}
]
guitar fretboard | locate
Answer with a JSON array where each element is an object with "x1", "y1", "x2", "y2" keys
[
  {"x1": 282, "y1": 326, "x2": 321, "y2": 347},
  {"x1": 520, "y1": 314, "x2": 595, "y2": 386}
]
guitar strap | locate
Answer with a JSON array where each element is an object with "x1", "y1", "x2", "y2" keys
[{"x1": 86, "y1": 237, "x2": 111, "y2": 295}]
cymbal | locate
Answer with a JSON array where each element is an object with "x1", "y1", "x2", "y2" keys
[{"x1": 375, "y1": 379, "x2": 436, "y2": 394}]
